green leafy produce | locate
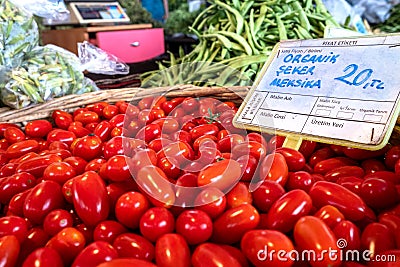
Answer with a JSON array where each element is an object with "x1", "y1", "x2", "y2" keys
[
  {"x1": 1, "y1": 45, "x2": 97, "y2": 109},
  {"x1": 0, "y1": 0, "x2": 39, "y2": 68},
  {"x1": 142, "y1": 0, "x2": 341, "y2": 87},
  {"x1": 165, "y1": 3, "x2": 202, "y2": 35},
  {"x1": 372, "y1": 4, "x2": 400, "y2": 33},
  {"x1": 119, "y1": 0, "x2": 163, "y2": 28}
]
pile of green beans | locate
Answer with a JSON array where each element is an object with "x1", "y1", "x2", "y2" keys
[
  {"x1": 141, "y1": 0, "x2": 340, "y2": 87},
  {"x1": 1, "y1": 46, "x2": 97, "y2": 109}
]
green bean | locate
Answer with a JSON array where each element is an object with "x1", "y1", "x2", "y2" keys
[
  {"x1": 291, "y1": 1, "x2": 311, "y2": 31},
  {"x1": 275, "y1": 14, "x2": 288, "y2": 40},
  {"x1": 142, "y1": 0, "x2": 345, "y2": 86},
  {"x1": 217, "y1": 30, "x2": 253, "y2": 55},
  {"x1": 215, "y1": 0, "x2": 244, "y2": 35}
]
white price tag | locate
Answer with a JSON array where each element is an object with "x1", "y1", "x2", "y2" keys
[{"x1": 234, "y1": 35, "x2": 400, "y2": 150}]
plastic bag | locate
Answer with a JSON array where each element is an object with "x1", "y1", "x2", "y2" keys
[
  {"x1": 0, "y1": 45, "x2": 98, "y2": 109},
  {"x1": 9, "y1": 0, "x2": 69, "y2": 21},
  {"x1": 0, "y1": 0, "x2": 39, "y2": 69},
  {"x1": 322, "y1": 0, "x2": 368, "y2": 33},
  {"x1": 78, "y1": 41, "x2": 130, "y2": 75},
  {"x1": 347, "y1": 0, "x2": 395, "y2": 24}
]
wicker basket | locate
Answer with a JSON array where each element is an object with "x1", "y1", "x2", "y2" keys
[{"x1": 0, "y1": 85, "x2": 250, "y2": 124}]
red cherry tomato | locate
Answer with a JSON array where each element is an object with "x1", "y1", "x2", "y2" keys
[
  {"x1": 96, "y1": 258, "x2": 157, "y2": 267},
  {"x1": 275, "y1": 147, "x2": 306, "y2": 171},
  {"x1": 314, "y1": 205, "x2": 345, "y2": 229},
  {"x1": 18, "y1": 227, "x2": 50, "y2": 262},
  {"x1": 135, "y1": 123, "x2": 162, "y2": 143},
  {"x1": 0, "y1": 123, "x2": 20, "y2": 138},
  {"x1": 385, "y1": 145, "x2": 400, "y2": 170},
  {"x1": 23, "y1": 180, "x2": 65, "y2": 225},
  {"x1": 85, "y1": 158, "x2": 106, "y2": 173},
  {"x1": 115, "y1": 191, "x2": 150, "y2": 229},
  {"x1": 212, "y1": 204, "x2": 260, "y2": 244},
  {"x1": 72, "y1": 241, "x2": 118, "y2": 267},
  {"x1": 232, "y1": 140, "x2": 267, "y2": 161},
  {"x1": 286, "y1": 171, "x2": 315, "y2": 192},
  {"x1": 16, "y1": 154, "x2": 62, "y2": 178},
  {"x1": 252, "y1": 180, "x2": 286, "y2": 213},
  {"x1": 5, "y1": 139, "x2": 39, "y2": 159},
  {"x1": 67, "y1": 124, "x2": 91, "y2": 138},
  {"x1": 362, "y1": 159, "x2": 387, "y2": 174},
  {"x1": 309, "y1": 181, "x2": 373, "y2": 222},
  {"x1": 313, "y1": 157, "x2": 357, "y2": 175},
  {"x1": 324, "y1": 165, "x2": 365, "y2": 183},
  {"x1": 43, "y1": 209, "x2": 73, "y2": 236},
  {"x1": 112, "y1": 233, "x2": 154, "y2": 261},
  {"x1": 378, "y1": 213, "x2": 400, "y2": 247},
  {"x1": 266, "y1": 189, "x2": 313, "y2": 233},
  {"x1": 4, "y1": 127, "x2": 25, "y2": 144},
  {"x1": 217, "y1": 134, "x2": 245, "y2": 153},
  {"x1": 236, "y1": 155, "x2": 258, "y2": 182},
  {"x1": 72, "y1": 134, "x2": 103, "y2": 161},
  {"x1": 93, "y1": 220, "x2": 127, "y2": 244},
  {"x1": 139, "y1": 207, "x2": 175, "y2": 242},
  {"x1": 194, "y1": 187, "x2": 227, "y2": 219},
  {"x1": 0, "y1": 172, "x2": 36, "y2": 204},
  {"x1": 298, "y1": 140, "x2": 317, "y2": 159},
  {"x1": 110, "y1": 114, "x2": 125, "y2": 128},
  {"x1": 294, "y1": 216, "x2": 341, "y2": 267},
  {"x1": 226, "y1": 182, "x2": 252, "y2": 209},
  {"x1": 176, "y1": 209, "x2": 213, "y2": 245},
  {"x1": 361, "y1": 222, "x2": 396, "y2": 259},
  {"x1": 22, "y1": 247, "x2": 64, "y2": 267},
  {"x1": 43, "y1": 161, "x2": 76, "y2": 184},
  {"x1": 136, "y1": 165, "x2": 175, "y2": 208},
  {"x1": 360, "y1": 178, "x2": 399, "y2": 210},
  {"x1": 7, "y1": 189, "x2": 31, "y2": 217},
  {"x1": 197, "y1": 159, "x2": 241, "y2": 192},
  {"x1": 127, "y1": 148, "x2": 158, "y2": 176},
  {"x1": 25, "y1": 120, "x2": 53, "y2": 138},
  {"x1": 74, "y1": 111, "x2": 100, "y2": 125},
  {"x1": 102, "y1": 155, "x2": 131, "y2": 182},
  {"x1": 0, "y1": 235, "x2": 20, "y2": 267},
  {"x1": 155, "y1": 233, "x2": 191, "y2": 267},
  {"x1": 241, "y1": 229, "x2": 295, "y2": 267},
  {"x1": 103, "y1": 136, "x2": 124, "y2": 160},
  {"x1": 259, "y1": 153, "x2": 289, "y2": 187},
  {"x1": 0, "y1": 215, "x2": 28, "y2": 243},
  {"x1": 45, "y1": 227, "x2": 86, "y2": 266},
  {"x1": 72, "y1": 171, "x2": 109, "y2": 227},
  {"x1": 192, "y1": 243, "x2": 242, "y2": 267},
  {"x1": 364, "y1": 170, "x2": 400, "y2": 185},
  {"x1": 343, "y1": 146, "x2": 389, "y2": 161},
  {"x1": 63, "y1": 156, "x2": 87, "y2": 175},
  {"x1": 47, "y1": 129, "x2": 76, "y2": 147},
  {"x1": 333, "y1": 220, "x2": 361, "y2": 251}
]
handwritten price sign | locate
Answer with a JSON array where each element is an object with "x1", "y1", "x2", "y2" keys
[{"x1": 234, "y1": 35, "x2": 400, "y2": 150}]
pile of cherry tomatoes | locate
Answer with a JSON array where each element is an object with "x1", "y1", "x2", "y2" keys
[{"x1": 0, "y1": 94, "x2": 399, "y2": 267}]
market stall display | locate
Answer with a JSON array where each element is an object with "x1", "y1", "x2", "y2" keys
[
  {"x1": 1, "y1": 0, "x2": 400, "y2": 266},
  {"x1": 0, "y1": 0, "x2": 99, "y2": 109},
  {"x1": 142, "y1": 0, "x2": 343, "y2": 87},
  {"x1": 0, "y1": 85, "x2": 399, "y2": 266}
]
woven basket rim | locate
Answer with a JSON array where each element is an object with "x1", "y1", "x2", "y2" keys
[{"x1": 0, "y1": 85, "x2": 251, "y2": 124}]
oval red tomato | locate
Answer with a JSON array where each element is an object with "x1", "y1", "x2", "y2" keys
[
  {"x1": 72, "y1": 171, "x2": 109, "y2": 227},
  {"x1": 155, "y1": 233, "x2": 191, "y2": 267},
  {"x1": 241, "y1": 229, "x2": 295, "y2": 267},
  {"x1": 23, "y1": 180, "x2": 65, "y2": 225}
]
